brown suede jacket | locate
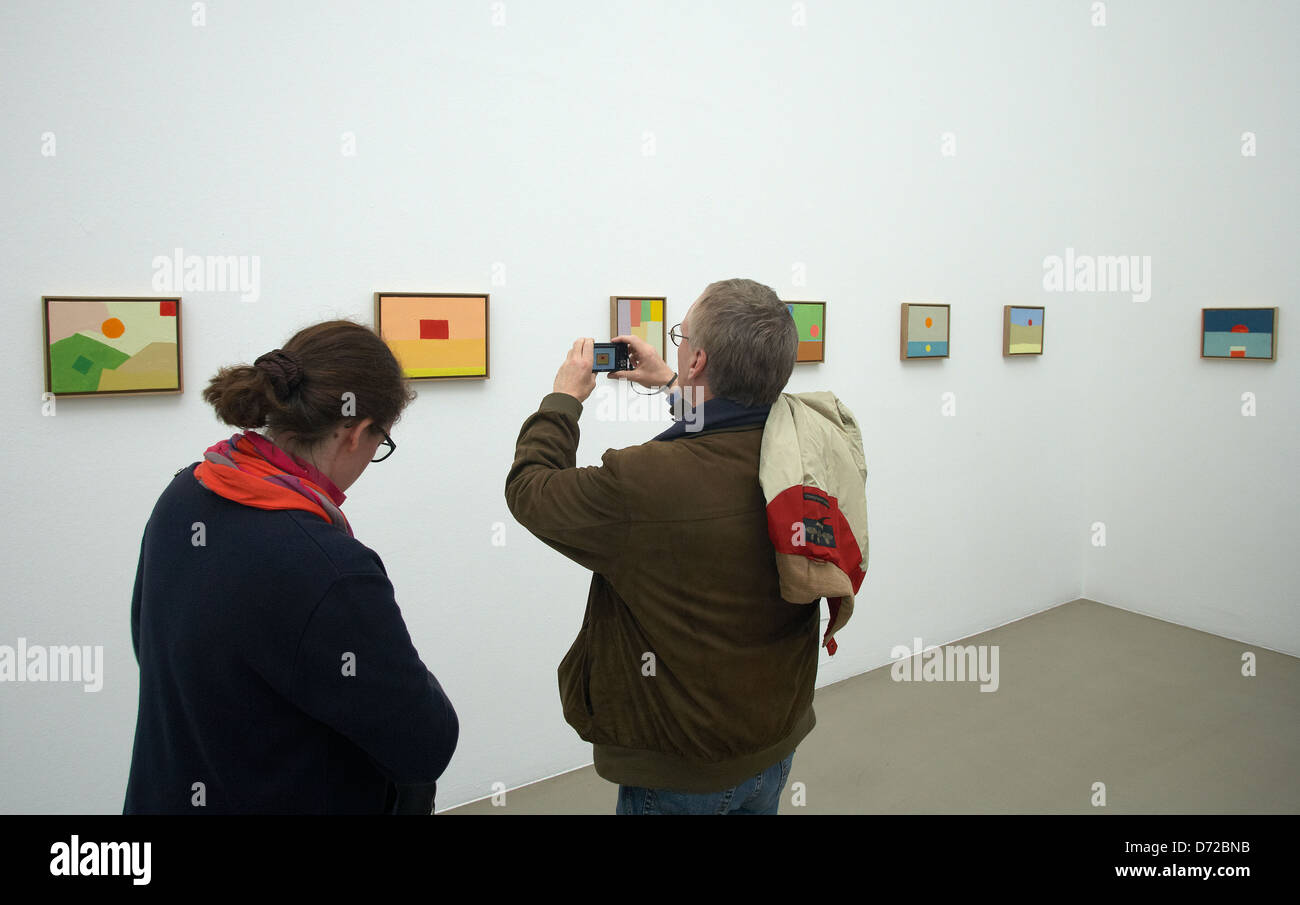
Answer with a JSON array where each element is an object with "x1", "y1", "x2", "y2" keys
[{"x1": 505, "y1": 391, "x2": 818, "y2": 793}]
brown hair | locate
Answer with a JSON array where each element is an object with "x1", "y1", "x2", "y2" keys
[
  {"x1": 689, "y1": 278, "x2": 797, "y2": 406},
  {"x1": 202, "y1": 320, "x2": 414, "y2": 447}
]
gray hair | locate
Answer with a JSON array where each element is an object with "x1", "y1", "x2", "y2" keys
[{"x1": 688, "y1": 278, "x2": 797, "y2": 406}]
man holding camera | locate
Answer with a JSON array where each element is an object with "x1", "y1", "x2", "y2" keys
[{"x1": 505, "y1": 278, "x2": 862, "y2": 814}]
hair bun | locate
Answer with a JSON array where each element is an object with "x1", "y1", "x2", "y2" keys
[{"x1": 254, "y1": 349, "x2": 304, "y2": 399}]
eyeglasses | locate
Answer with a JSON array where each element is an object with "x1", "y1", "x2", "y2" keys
[
  {"x1": 669, "y1": 323, "x2": 689, "y2": 347},
  {"x1": 372, "y1": 427, "x2": 396, "y2": 463}
]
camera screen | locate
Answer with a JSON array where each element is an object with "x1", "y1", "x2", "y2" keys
[{"x1": 593, "y1": 343, "x2": 616, "y2": 372}]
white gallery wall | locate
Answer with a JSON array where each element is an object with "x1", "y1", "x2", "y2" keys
[{"x1": 0, "y1": 1, "x2": 1294, "y2": 813}]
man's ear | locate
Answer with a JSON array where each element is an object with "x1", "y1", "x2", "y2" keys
[{"x1": 687, "y1": 348, "x2": 707, "y2": 383}]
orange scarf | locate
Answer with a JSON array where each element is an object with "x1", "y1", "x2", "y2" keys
[{"x1": 193, "y1": 430, "x2": 352, "y2": 536}]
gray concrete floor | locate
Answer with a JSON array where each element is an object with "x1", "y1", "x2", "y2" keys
[{"x1": 443, "y1": 599, "x2": 1300, "y2": 814}]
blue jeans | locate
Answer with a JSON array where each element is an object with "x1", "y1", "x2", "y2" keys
[{"x1": 616, "y1": 753, "x2": 794, "y2": 815}]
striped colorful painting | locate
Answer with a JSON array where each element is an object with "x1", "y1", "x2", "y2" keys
[
  {"x1": 1202, "y1": 308, "x2": 1277, "y2": 360},
  {"x1": 375, "y1": 293, "x2": 490, "y2": 380},
  {"x1": 611, "y1": 297, "x2": 667, "y2": 362},
  {"x1": 787, "y1": 301, "x2": 826, "y2": 363},
  {"x1": 1004, "y1": 306, "x2": 1045, "y2": 356},
  {"x1": 43, "y1": 297, "x2": 182, "y2": 397},
  {"x1": 901, "y1": 303, "x2": 950, "y2": 359}
]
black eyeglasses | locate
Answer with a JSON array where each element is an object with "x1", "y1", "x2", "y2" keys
[
  {"x1": 669, "y1": 323, "x2": 689, "y2": 346},
  {"x1": 372, "y1": 427, "x2": 396, "y2": 463}
]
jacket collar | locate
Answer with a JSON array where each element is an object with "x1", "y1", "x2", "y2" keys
[{"x1": 652, "y1": 396, "x2": 771, "y2": 441}]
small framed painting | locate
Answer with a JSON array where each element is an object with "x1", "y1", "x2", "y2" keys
[
  {"x1": 901, "y1": 303, "x2": 950, "y2": 359},
  {"x1": 611, "y1": 296, "x2": 667, "y2": 361},
  {"x1": 42, "y1": 296, "x2": 183, "y2": 397},
  {"x1": 375, "y1": 292, "x2": 490, "y2": 380},
  {"x1": 1201, "y1": 307, "x2": 1277, "y2": 360},
  {"x1": 1003, "y1": 306, "x2": 1045, "y2": 356},
  {"x1": 786, "y1": 301, "x2": 826, "y2": 363}
]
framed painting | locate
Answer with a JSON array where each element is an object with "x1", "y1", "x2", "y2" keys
[
  {"x1": 1201, "y1": 307, "x2": 1277, "y2": 360},
  {"x1": 901, "y1": 303, "x2": 950, "y2": 360},
  {"x1": 786, "y1": 301, "x2": 826, "y2": 363},
  {"x1": 610, "y1": 296, "x2": 667, "y2": 362},
  {"x1": 374, "y1": 292, "x2": 490, "y2": 380},
  {"x1": 1003, "y1": 306, "x2": 1045, "y2": 356},
  {"x1": 42, "y1": 296, "x2": 183, "y2": 397}
]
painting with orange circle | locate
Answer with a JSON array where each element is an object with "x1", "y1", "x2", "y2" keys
[
  {"x1": 901, "y1": 303, "x2": 950, "y2": 359},
  {"x1": 43, "y1": 297, "x2": 182, "y2": 396}
]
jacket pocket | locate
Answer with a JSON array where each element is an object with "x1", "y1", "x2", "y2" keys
[{"x1": 557, "y1": 634, "x2": 594, "y2": 728}]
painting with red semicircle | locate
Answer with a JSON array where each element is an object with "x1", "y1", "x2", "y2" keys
[{"x1": 1201, "y1": 307, "x2": 1277, "y2": 360}]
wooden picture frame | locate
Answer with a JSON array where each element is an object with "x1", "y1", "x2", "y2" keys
[
  {"x1": 610, "y1": 296, "x2": 668, "y2": 362},
  {"x1": 900, "y1": 303, "x2": 950, "y2": 360},
  {"x1": 374, "y1": 292, "x2": 490, "y2": 380},
  {"x1": 1003, "y1": 306, "x2": 1045, "y2": 356},
  {"x1": 1201, "y1": 307, "x2": 1278, "y2": 361},
  {"x1": 786, "y1": 301, "x2": 826, "y2": 363},
  {"x1": 42, "y1": 296, "x2": 183, "y2": 398}
]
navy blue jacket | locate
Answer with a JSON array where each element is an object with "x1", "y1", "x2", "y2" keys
[{"x1": 123, "y1": 463, "x2": 458, "y2": 814}]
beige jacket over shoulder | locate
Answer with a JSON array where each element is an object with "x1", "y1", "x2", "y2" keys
[{"x1": 758, "y1": 391, "x2": 869, "y2": 652}]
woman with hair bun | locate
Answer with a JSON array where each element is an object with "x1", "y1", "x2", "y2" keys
[{"x1": 123, "y1": 319, "x2": 458, "y2": 814}]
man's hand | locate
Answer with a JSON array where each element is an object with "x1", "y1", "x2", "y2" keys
[
  {"x1": 553, "y1": 337, "x2": 598, "y2": 402},
  {"x1": 609, "y1": 333, "x2": 675, "y2": 388}
]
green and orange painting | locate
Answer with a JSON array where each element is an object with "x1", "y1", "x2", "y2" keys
[
  {"x1": 44, "y1": 298, "x2": 181, "y2": 396},
  {"x1": 787, "y1": 301, "x2": 826, "y2": 362}
]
